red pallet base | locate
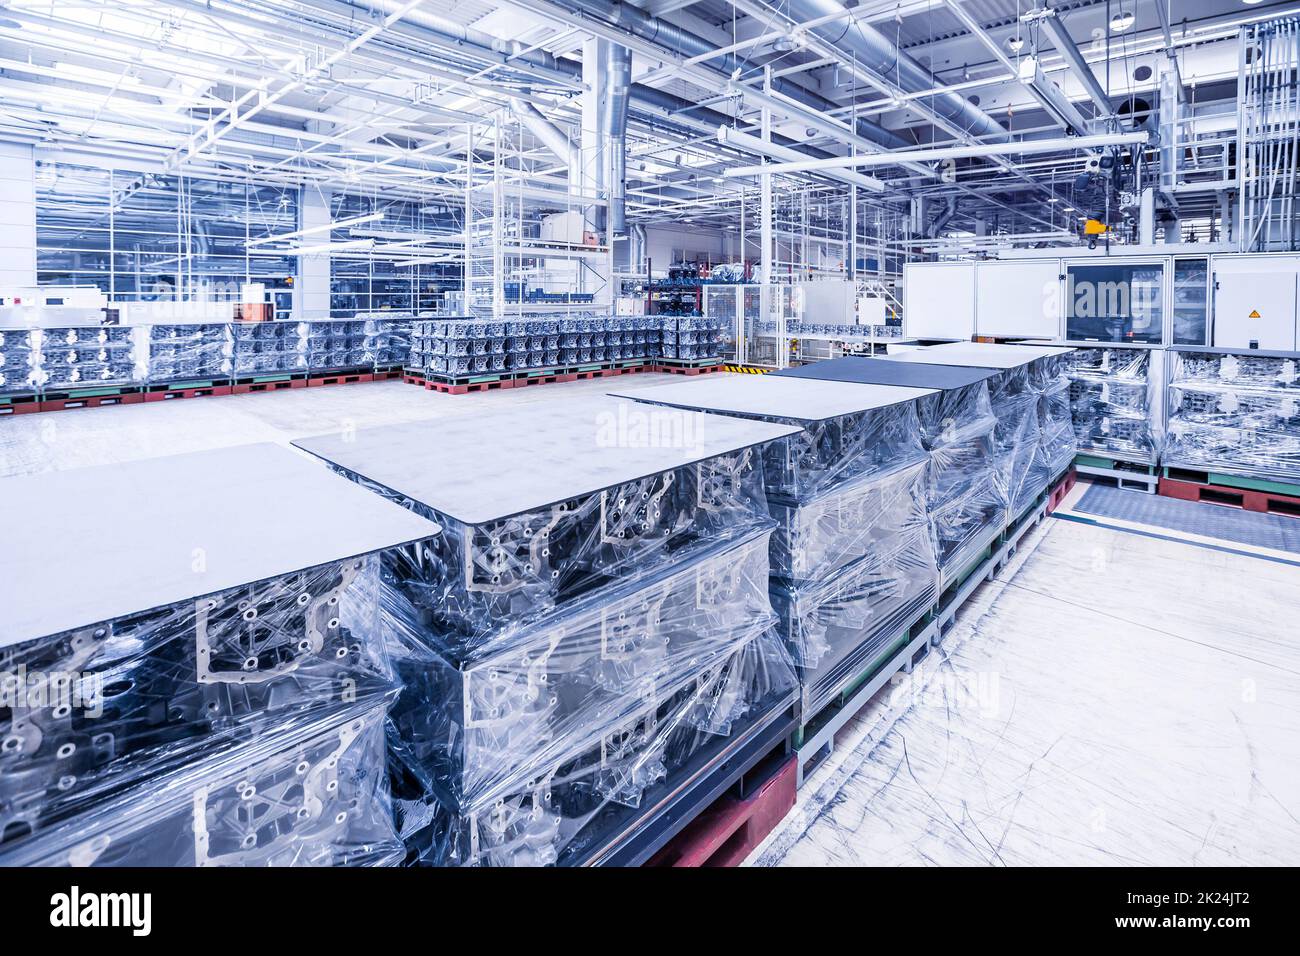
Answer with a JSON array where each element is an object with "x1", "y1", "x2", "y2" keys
[
  {"x1": 373, "y1": 369, "x2": 403, "y2": 381},
  {"x1": 145, "y1": 385, "x2": 234, "y2": 403},
  {"x1": 40, "y1": 392, "x2": 146, "y2": 412},
  {"x1": 414, "y1": 363, "x2": 659, "y2": 395},
  {"x1": 1046, "y1": 468, "x2": 1077, "y2": 515},
  {"x1": 645, "y1": 755, "x2": 797, "y2": 868},
  {"x1": 1159, "y1": 475, "x2": 1300, "y2": 519},
  {"x1": 656, "y1": 363, "x2": 722, "y2": 376},
  {"x1": 231, "y1": 378, "x2": 308, "y2": 395},
  {"x1": 308, "y1": 371, "x2": 374, "y2": 388},
  {"x1": 0, "y1": 398, "x2": 42, "y2": 416}
]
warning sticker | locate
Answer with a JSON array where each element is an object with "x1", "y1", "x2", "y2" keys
[{"x1": 1249, "y1": 309, "x2": 1262, "y2": 318}]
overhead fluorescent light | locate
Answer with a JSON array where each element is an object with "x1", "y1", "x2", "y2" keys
[
  {"x1": 248, "y1": 212, "x2": 385, "y2": 248},
  {"x1": 1110, "y1": 11, "x2": 1135, "y2": 31},
  {"x1": 280, "y1": 238, "x2": 376, "y2": 256}
]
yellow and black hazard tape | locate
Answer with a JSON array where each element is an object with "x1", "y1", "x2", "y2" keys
[{"x1": 723, "y1": 365, "x2": 771, "y2": 374}]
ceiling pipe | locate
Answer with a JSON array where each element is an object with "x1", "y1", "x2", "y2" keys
[
  {"x1": 781, "y1": 0, "x2": 1009, "y2": 142},
  {"x1": 716, "y1": 127, "x2": 886, "y2": 192},
  {"x1": 549, "y1": 0, "x2": 914, "y2": 150},
  {"x1": 723, "y1": 130, "x2": 1151, "y2": 177},
  {"x1": 605, "y1": 44, "x2": 632, "y2": 237},
  {"x1": 509, "y1": 97, "x2": 579, "y2": 173}
]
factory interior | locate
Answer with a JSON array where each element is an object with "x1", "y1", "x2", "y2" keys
[{"x1": 0, "y1": 0, "x2": 1297, "y2": 899}]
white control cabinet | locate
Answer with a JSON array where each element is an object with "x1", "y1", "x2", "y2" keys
[{"x1": 902, "y1": 262, "x2": 975, "y2": 339}]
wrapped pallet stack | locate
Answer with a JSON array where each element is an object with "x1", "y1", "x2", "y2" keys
[
  {"x1": 294, "y1": 397, "x2": 800, "y2": 866},
  {"x1": 610, "y1": 375, "x2": 939, "y2": 724},
  {"x1": 0, "y1": 445, "x2": 440, "y2": 866}
]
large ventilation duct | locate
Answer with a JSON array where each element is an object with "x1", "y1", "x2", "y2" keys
[
  {"x1": 510, "y1": 96, "x2": 579, "y2": 175},
  {"x1": 605, "y1": 45, "x2": 632, "y2": 237},
  {"x1": 783, "y1": 0, "x2": 1009, "y2": 143},
  {"x1": 554, "y1": 0, "x2": 912, "y2": 151},
  {"x1": 926, "y1": 197, "x2": 960, "y2": 238}
]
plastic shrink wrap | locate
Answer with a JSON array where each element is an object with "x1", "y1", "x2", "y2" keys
[
  {"x1": 147, "y1": 324, "x2": 232, "y2": 383},
  {"x1": 411, "y1": 314, "x2": 664, "y2": 378},
  {"x1": 769, "y1": 460, "x2": 938, "y2": 715},
  {"x1": 321, "y1": 449, "x2": 772, "y2": 639},
  {"x1": 913, "y1": 382, "x2": 1006, "y2": 575},
  {"x1": 305, "y1": 319, "x2": 369, "y2": 372},
  {"x1": 660, "y1": 315, "x2": 724, "y2": 361},
  {"x1": 0, "y1": 555, "x2": 396, "y2": 853},
  {"x1": 382, "y1": 527, "x2": 796, "y2": 866},
  {"x1": 40, "y1": 325, "x2": 138, "y2": 389},
  {"x1": 1036, "y1": 358, "x2": 1078, "y2": 478},
  {"x1": 230, "y1": 319, "x2": 307, "y2": 376},
  {"x1": 1165, "y1": 350, "x2": 1300, "y2": 483},
  {"x1": 0, "y1": 327, "x2": 38, "y2": 394},
  {"x1": 982, "y1": 365, "x2": 1045, "y2": 518},
  {"x1": 360, "y1": 312, "x2": 414, "y2": 369},
  {"x1": 764, "y1": 401, "x2": 929, "y2": 504},
  {"x1": 1064, "y1": 347, "x2": 1161, "y2": 463},
  {"x1": 0, "y1": 700, "x2": 403, "y2": 867}
]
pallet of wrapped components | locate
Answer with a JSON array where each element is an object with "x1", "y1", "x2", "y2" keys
[
  {"x1": 883, "y1": 342, "x2": 1078, "y2": 519},
  {"x1": 1062, "y1": 346, "x2": 1164, "y2": 482},
  {"x1": 791, "y1": 610, "x2": 934, "y2": 785},
  {"x1": 610, "y1": 377, "x2": 942, "y2": 724},
  {"x1": 143, "y1": 379, "x2": 234, "y2": 402},
  {"x1": 0, "y1": 444, "x2": 440, "y2": 866},
  {"x1": 1159, "y1": 467, "x2": 1300, "y2": 518},
  {"x1": 308, "y1": 366, "x2": 375, "y2": 388},
  {"x1": 0, "y1": 392, "x2": 41, "y2": 416},
  {"x1": 230, "y1": 372, "x2": 308, "y2": 394},
  {"x1": 293, "y1": 397, "x2": 803, "y2": 866},
  {"x1": 40, "y1": 385, "x2": 145, "y2": 412},
  {"x1": 645, "y1": 752, "x2": 797, "y2": 867},
  {"x1": 777, "y1": 357, "x2": 1010, "y2": 584}
]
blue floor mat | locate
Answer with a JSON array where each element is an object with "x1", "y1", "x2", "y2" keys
[{"x1": 1073, "y1": 482, "x2": 1300, "y2": 554}]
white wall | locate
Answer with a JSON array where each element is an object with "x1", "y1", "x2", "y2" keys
[
  {"x1": 643, "y1": 225, "x2": 737, "y2": 275},
  {"x1": 0, "y1": 141, "x2": 36, "y2": 291}
]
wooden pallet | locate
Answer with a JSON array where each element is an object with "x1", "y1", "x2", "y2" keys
[
  {"x1": 645, "y1": 755, "x2": 796, "y2": 867},
  {"x1": 144, "y1": 383, "x2": 233, "y2": 402},
  {"x1": 1159, "y1": 474, "x2": 1300, "y2": 518}
]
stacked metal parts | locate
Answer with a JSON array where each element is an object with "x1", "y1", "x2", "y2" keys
[
  {"x1": 147, "y1": 324, "x2": 232, "y2": 382},
  {"x1": 359, "y1": 312, "x2": 415, "y2": 370},
  {"x1": 612, "y1": 376, "x2": 939, "y2": 719},
  {"x1": 774, "y1": 358, "x2": 1009, "y2": 583},
  {"x1": 0, "y1": 328, "x2": 38, "y2": 395},
  {"x1": 304, "y1": 320, "x2": 369, "y2": 372},
  {"x1": 231, "y1": 319, "x2": 307, "y2": 376},
  {"x1": 1064, "y1": 347, "x2": 1163, "y2": 463},
  {"x1": 41, "y1": 325, "x2": 136, "y2": 389},
  {"x1": 0, "y1": 445, "x2": 440, "y2": 867},
  {"x1": 885, "y1": 344, "x2": 1078, "y2": 521},
  {"x1": 1, "y1": 317, "x2": 418, "y2": 395},
  {"x1": 1165, "y1": 349, "x2": 1300, "y2": 482},
  {"x1": 660, "y1": 315, "x2": 725, "y2": 361},
  {"x1": 293, "y1": 399, "x2": 800, "y2": 866},
  {"x1": 410, "y1": 314, "x2": 664, "y2": 379}
]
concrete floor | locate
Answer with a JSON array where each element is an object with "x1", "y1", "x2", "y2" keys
[
  {"x1": 4, "y1": 376, "x2": 1298, "y2": 867},
  {"x1": 754, "y1": 499, "x2": 1300, "y2": 866}
]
